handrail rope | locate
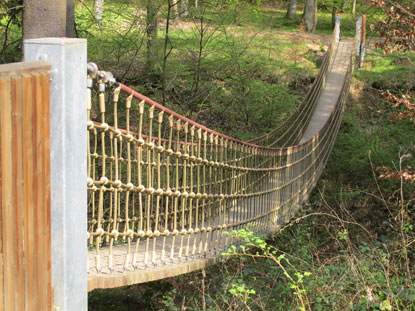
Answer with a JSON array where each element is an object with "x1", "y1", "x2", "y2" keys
[
  {"x1": 246, "y1": 28, "x2": 339, "y2": 146},
  {"x1": 251, "y1": 44, "x2": 332, "y2": 147}
]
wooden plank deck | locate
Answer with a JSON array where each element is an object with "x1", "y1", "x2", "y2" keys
[{"x1": 300, "y1": 41, "x2": 354, "y2": 143}]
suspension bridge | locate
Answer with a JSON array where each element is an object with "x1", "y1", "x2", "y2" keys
[{"x1": 0, "y1": 16, "x2": 365, "y2": 311}]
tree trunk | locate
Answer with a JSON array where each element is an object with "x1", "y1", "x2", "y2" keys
[
  {"x1": 146, "y1": 1, "x2": 158, "y2": 40},
  {"x1": 352, "y1": 0, "x2": 356, "y2": 15},
  {"x1": 161, "y1": 0, "x2": 173, "y2": 104},
  {"x1": 180, "y1": 0, "x2": 189, "y2": 18},
  {"x1": 94, "y1": 0, "x2": 104, "y2": 21},
  {"x1": 172, "y1": 0, "x2": 179, "y2": 23},
  {"x1": 146, "y1": 0, "x2": 158, "y2": 72},
  {"x1": 23, "y1": 0, "x2": 67, "y2": 40},
  {"x1": 285, "y1": 0, "x2": 297, "y2": 20},
  {"x1": 302, "y1": 0, "x2": 317, "y2": 32},
  {"x1": 66, "y1": 0, "x2": 75, "y2": 37}
]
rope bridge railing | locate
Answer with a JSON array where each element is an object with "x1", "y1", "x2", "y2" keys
[
  {"x1": 246, "y1": 29, "x2": 338, "y2": 148},
  {"x1": 86, "y1": 18, "x2": 358, "y2": 289}
]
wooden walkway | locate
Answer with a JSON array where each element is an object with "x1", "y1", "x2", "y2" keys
[
  {"x1": 87, "y1": 40, "x2": 355, "y2": 291},
  {"x1": 300, "y1": 41, "x2": 354, "y2": 143}
]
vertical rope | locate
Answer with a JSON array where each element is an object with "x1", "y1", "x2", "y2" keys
[
  {"x1": 132, "y1": 100, "x2": 145, "y2": 268},
  {"x1": 144, "y1": 106, "x2": 154, "y2": 266},
  {"x1": 108, "y1": 86, "x2": 121, "y2": 271},
  {"x1": 151, "y1": 110, "x2": 164, "y2": 265},
  {"x1": 95, "y1": 79, "x2": 107, "y2": 273},
  {"x1": 123, "y1": 93, "x2": 134, "y2": 269}
]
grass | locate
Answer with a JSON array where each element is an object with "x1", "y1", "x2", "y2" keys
[
  {"x1": 356, "y1": 50, "x2": 415, "y2": 93},
  {"x1": 73, "y1": 1, "x2": 384, "y2": 142},
  {"x1": 331, "y1": 47, "x2": 415, "y2": 178},
  {"x1": 76, "y1": 1, "x2": 331, "y2": 140}
]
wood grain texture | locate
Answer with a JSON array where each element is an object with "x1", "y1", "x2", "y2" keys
[
  {"x1": 0, "y1": 61, "x2": 51, "y2": 78},
  {"x1": 1, "y1": 77, "x2": 16, "y2": 311},
  {"x1": 0, "y1": 78, "x2": 6, "y2": 308},
  {"x1": 41, "y1": 72, "x2": 53, "y2": 311},
  {"x1": 11, "y1": 76, "x2": 25, "y2": 311},
  {"x1": 0, "y1": 78, "x2": 6, "y2": 310},
  {"x1": 34, "y1": 73, "x2": 44, "y2": 310},
  {"x1": 22, "y1": 74, "x2": 37, "y2": 311},
  {"x1": 0, "y1": 61, "x2": 52, "y2": 311}
]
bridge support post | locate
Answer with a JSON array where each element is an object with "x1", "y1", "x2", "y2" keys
[
  {"x1": 335, "y1": 14, "x2": 341, "y2": 43},
  {"x1": 360, "y1": 15, "x2": 367, "y2": 66},
  {"x1": 355, "y1": 16, "x2": 362, "y2": 64},
  {"x1": 24, "y1": 38, "x2": 88, "y2": 311}
]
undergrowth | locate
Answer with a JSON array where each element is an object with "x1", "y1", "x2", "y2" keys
[{"x1": 75, "y1": 1, "x2": 325, "y2": 139}]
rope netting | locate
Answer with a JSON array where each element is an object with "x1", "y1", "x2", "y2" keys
[
  {"x1": 86, "y1": 24, "x2": 358, "y2": 288},
  {"x1": 247, "y1": 36, "x2": 336, "y2": 147}
]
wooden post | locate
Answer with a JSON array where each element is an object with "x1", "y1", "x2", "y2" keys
[{"x1": 360, "y1": 15, "x2": 367, "y2": 65}]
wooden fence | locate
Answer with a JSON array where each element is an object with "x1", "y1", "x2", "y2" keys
[{"x1": 0, "y1": 61, "x2": 53, "y2": 311}]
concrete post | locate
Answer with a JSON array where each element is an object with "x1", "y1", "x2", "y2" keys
[
  {"x1": 24, "y1": 38, "x2": 88, "y2": 311},
  {"x1": 355, "y1": 16, "x2": 362, "y2": 58},
  {"x1": 335, "y1": 14, "x2": 341, "y2": 43},
  {"x1": 355, "y1": 16, "x2": 362, "y2": 69}
]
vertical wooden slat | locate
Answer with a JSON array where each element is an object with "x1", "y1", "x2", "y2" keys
[
  {"x1": 11, "y1": 76, "x2": 25, "y2": 311},
  {"x1": 40, "y1": 73, "x2": 53, "y2": 310},
  {"x1": 40, "y1": 72, "x2": 52, "y2": 310},
  {"x1": 0, "y1": 76, "x2": 16, "y2": 311},
  {"x1": 33, "y1": 73, "x2": 45, "y2": 310},
  {"x1": 22, "y1": 74, "x2": 38, "y2": 311},
  {"x1": 0, "y1": 77, "x2": 5, "y2": 311},
  {"x1": 41, "y1": 69, "x2": 52, "y2": 311}
]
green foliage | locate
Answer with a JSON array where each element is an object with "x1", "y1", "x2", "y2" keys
[
  {"x1": 76, "y1": 1, "x2": 319, "y2": 139},
  {"x1": 326, "y1": 48, "x2": 415, "y2": 188},
  {"x1": 228, "y1": 281, "x2": 256, "y2": 302},
  {"x1": 74, "y1": 1, "x2": 147, "y2": 76},
  {"x1": 223, "y1": 228, "x2": 313, "y2": 310},
  {"x1": 0, "y1": 0, "x2": 22, "y2": 63}
]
